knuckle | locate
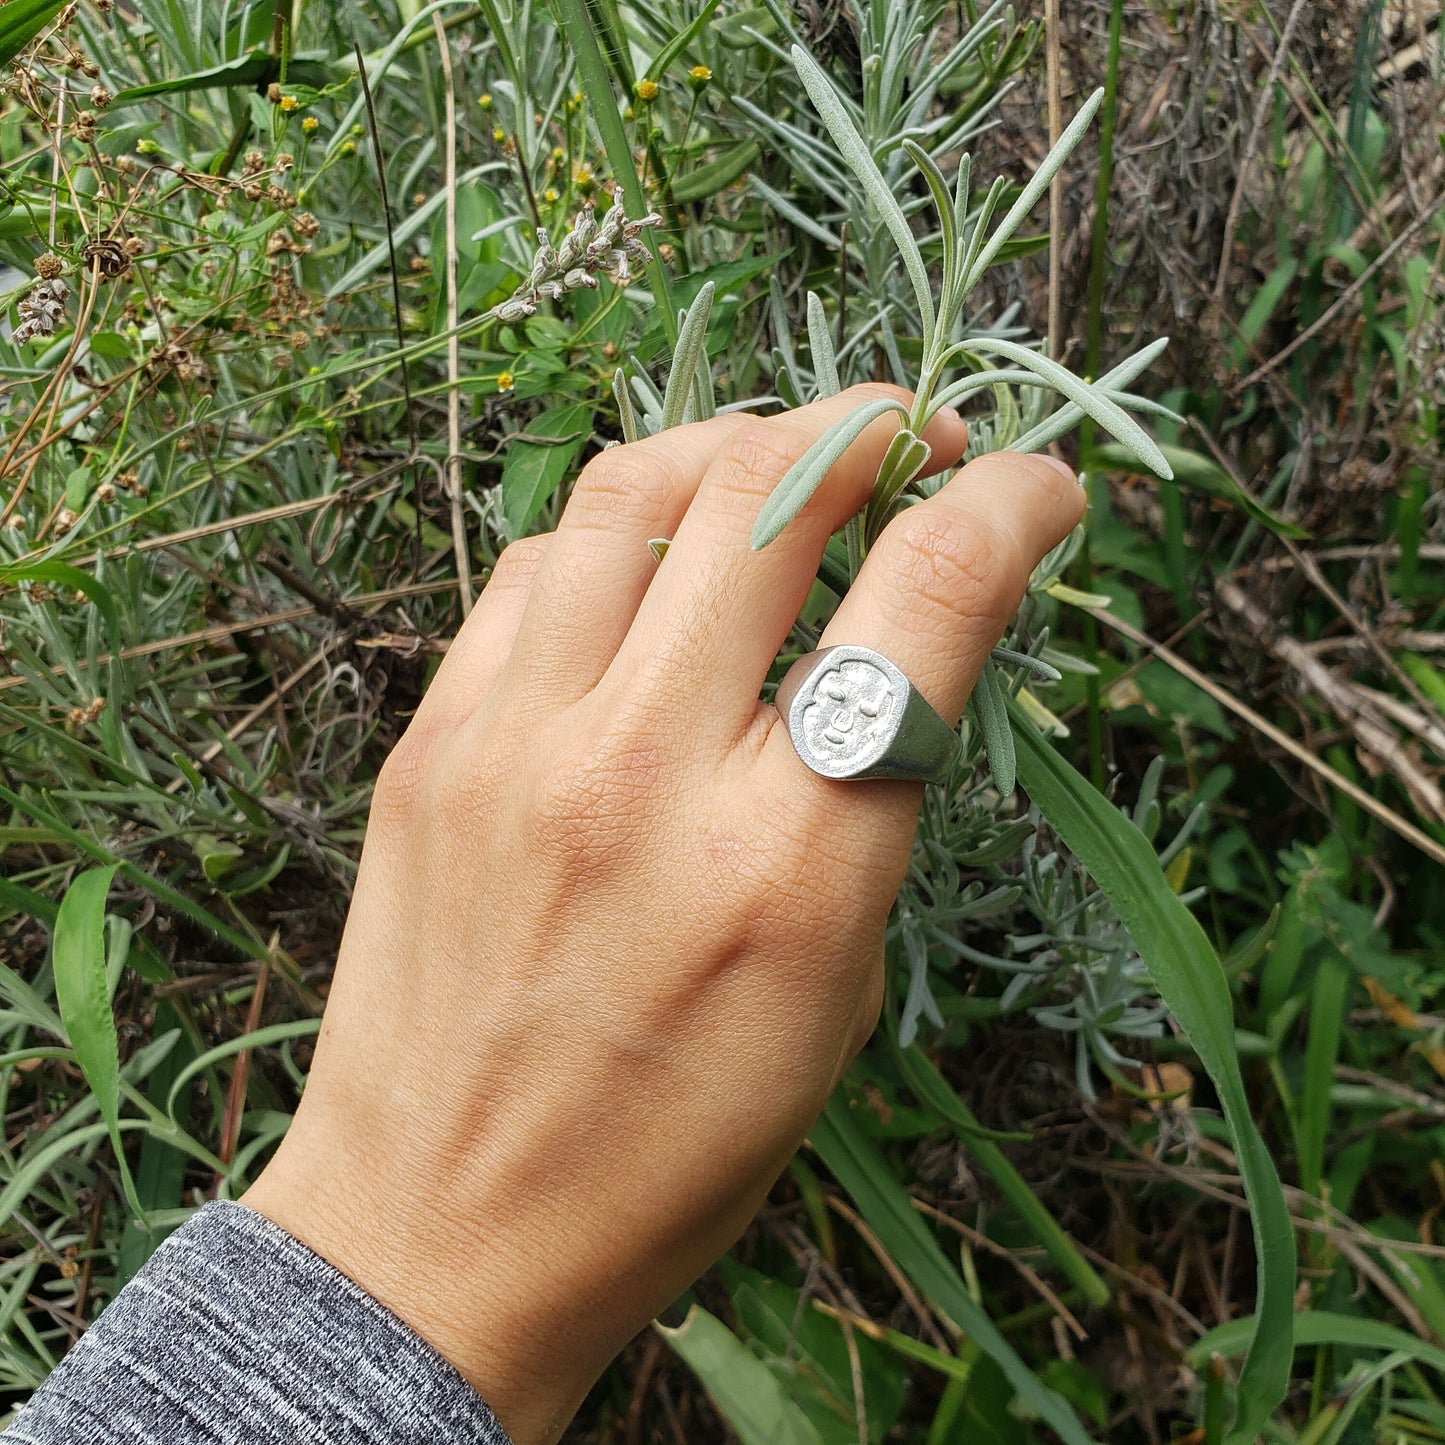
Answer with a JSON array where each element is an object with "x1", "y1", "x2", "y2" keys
[
  {"x1": 486, "y1": 536, "x2": 551, "y2": 592},
  {"x1": 718, "y1": 421, "x2": 807, "y2": 502},
  {"x1": 876, "y1": 507, "x2": 1016, "y2": 638},
  {"x1": 567, "y1": 446, "x2": 673, "y2": 532},
  {"x1": 371, "y1": 722, "x2": 442, "y2": 826}
]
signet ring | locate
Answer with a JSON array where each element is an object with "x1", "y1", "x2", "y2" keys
[{"x1": 774, "y1": 644, "x2": 960, "y2": 785}]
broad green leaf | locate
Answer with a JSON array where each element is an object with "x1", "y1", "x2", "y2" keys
[
  {"x1": 1087, "y1": 442, "x2": 1309, "y2": 539},
  {"x1": 811, "y1": 1096, "x2": 1096, "y2": 1445},
  {"x1": 501, "y1": 405, "x2": 592, "y2": 535},
  {"x1": 51, "y1": 866, "x2": 142, "y2": 1217},
  {"x1": 659, "y1": 1304, "x2": 824, "y2": 1445},
  {"x1": 0, "y1": 0, "x2": 66, "y2": 69},
  {"x1": 1008, "y1": 697, "x2": 1294, "y2": 1443},
  {"x1": 790, "y1": 45, "x2": 935, "y2": 338},
  {"x1": 108, "y1": 51, "x2": 333, "y2": 107},
  {"x1": 751, "y1": 398, "x2": 908, "y2": 550},
  {"x1": 53, "y1": 866, "x2": 121, "y2": 1143},
  {"x1": 671, "y1": 141, "x2": 761, "y2": 204},
  {"x1": 967, "y1": 338, "x2": 1173, "y2": 480}
]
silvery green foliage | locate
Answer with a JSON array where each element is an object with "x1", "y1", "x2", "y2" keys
[{"x1": 749, "y1": 31, "x2": 1178, "y2": 801}]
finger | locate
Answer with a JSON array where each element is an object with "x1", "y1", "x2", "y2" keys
[
  {"x1": 409, "y1": 535, "x2": 554, "y2": 737},
  {"x1": 505, "y1": 414, "x2": 754, "y2": 704},
  {"x1": 597, "y1": 386, "x2": 968, "y2": 751},
  {"x1": 755, "y1": 451, "x2": 1083, "y2": 818}
]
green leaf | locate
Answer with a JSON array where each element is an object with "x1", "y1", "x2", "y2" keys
[
  {"x1": 107, "y1": 50, "x2": 333, "y2": 107},
  {"x1": 966, "y1": 338, "x2": 1173, "y2": 480},
  {"x1": 1087, "y1": 442, "x2": 1309, "y2": 539},
  {"x1": 2, "y1": 559, "x2": 122, "y2": 654},
  {"x1": 789, "y1": 45, "x2": 935, "y2": 338},
  {"x1": 1009, "y1": 337, "x2": 1170, "y2": 455},
  {"x1": 1008, "y1": 697, "x2": 1295, "y2": 1443},
  {"x1": 51, "y1": 865, "x2": 143, "y2": 1216},
  {"x1": 970, "y1": 660, "x2": 1015, "y2": 796},
  {"x1": 659, "y1": 1304, "x2": 825, "y2": 1445},
  {"x1": 0, "y1": 0, "x2": 66, "y2": 69},
  {"x1": 1189, "y1": 1310, "x2": 1445, "y2": 1376},
  {"x1": 661, "y1": 282, "x2": 714, "y2": 431},
  {"x1": 671, "y1": 140, "x2": 761, "y2": 204},
  {"x1": 501, "y1": 405, "x2": 592, "y2": 535},
  {"x1": 551, "y1": 0, "x2": 675, "y2": 341},
  {"x1": 807, "y1": 291, "x2": 840, "y2": 398},
  {"x1": 964, "y1": 88, "x2": 1104, "y2": 292},
  {"x1": 810, "y1": 1096, "x2": 1096, "y2": 1445},
  {"x1": 751, "y1": 398, "x2": 909, "y2": 550}
]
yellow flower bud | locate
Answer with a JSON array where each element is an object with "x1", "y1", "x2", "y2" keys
[{"x1": 634, "y1": 78, "x2": 659, "y2": 102}]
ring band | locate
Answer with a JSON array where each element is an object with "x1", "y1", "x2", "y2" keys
[{"x1": 775, "y1": 644, "x2": 959, "y2": 784}]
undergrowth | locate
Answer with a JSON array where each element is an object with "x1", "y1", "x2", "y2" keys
[{"x1": 2, "y1": 1, "x2": 1443, "y2": 1440}]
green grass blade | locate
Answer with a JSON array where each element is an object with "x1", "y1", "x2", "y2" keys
[
  {"x1": 2, "y1": 561, "x2": 122, "y2": 654},
  {"x1": 1297, "y1": 955, "x2": 1348, "y2": 1206},
  {"x1": 551, "y1": 0, "x2": 676, "y2": 343},
  {"x1": 659, "y1": 1304, "x2": 824, "y2": 1445},
  {"x1": 1189, "y1": 1310, "x2": 1445, "y2": 1376},
  {"x1": 1008, "y1": 696, "x2": 1295, "y2": 1443},
  {"x1": 892, "y1": 1042, "x2": 1110, "y2": 1306},
  {"x1": 811, "y1": 1095, "x2": 1097, "y2": 1445}
]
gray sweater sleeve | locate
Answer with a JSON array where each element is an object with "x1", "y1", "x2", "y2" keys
[{"x1": 4, "y1": 1199, "x2": 514, "y2": 1445}]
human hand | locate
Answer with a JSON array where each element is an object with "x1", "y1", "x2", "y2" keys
[{"x1": 242, "y1": 385, "x2": 1082, "y2": 1444}]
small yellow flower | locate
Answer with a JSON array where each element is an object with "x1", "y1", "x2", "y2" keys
[
  {"x1": 301, "y1": 116, "x2": 319, "y2": 134},
  {"x1": 478, "y1": 92, "x2": 493, "y2": 110},
  {"x1": 573, "y1": 160, "x2": 594, "y2": 189},
  {"x1": 279, "y1": 95, "x2": 298, "y2": 112},
  {"x1": 496, "y1": 370, "x2": 514, "y2": 393},
  {"x1": 689, "y1": 64, "x2": 712, "y2": 86},
  {"x1": 633, "y1": 78, "x2": 659, "y2": 101},
  {"x1": 543, "y1": 187, "x2": 559, "y2": 202},
  {"x1": 492, "y1": 126, "x2": 506, "y2": 143}
]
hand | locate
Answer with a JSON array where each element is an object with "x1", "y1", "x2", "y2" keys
[{"x1": 242, "y1": 385, "x2": 1082, "y2": 1445}]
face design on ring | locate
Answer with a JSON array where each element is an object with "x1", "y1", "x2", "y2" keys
[{"x1": 799, "y1": 658, "x2": 898, "y2": 766}]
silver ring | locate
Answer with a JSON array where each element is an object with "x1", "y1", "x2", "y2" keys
[{"x1": 775, "y1": 644, "x2": 959, "y2": 784}]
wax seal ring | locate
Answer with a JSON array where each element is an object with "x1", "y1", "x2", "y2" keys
[{"x1": 775, "y1": 644, "x2": 960, "y2": 784}]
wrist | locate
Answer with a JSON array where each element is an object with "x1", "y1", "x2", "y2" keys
[{"x1": 242, "y1": 1112, "x2": 594, "y2": 1445}]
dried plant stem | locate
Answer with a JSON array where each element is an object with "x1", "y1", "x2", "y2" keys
[
  {"x1": 433, "y1": 13, "x2": 472, "y2": 617},
  {"x1": 1096, "y1": 606, "x2": 1445, "y2": 870},
  {"x1": 354, "y1": 41, "x2": 424, "y2": 568},
  {"x1": 1045, "y1": 0, "x2": 1062, "y2": 363},
  {"x1": 1237, "y1": 208, "x2": 1435, "y2": 389},
  {"x1": 1210, "y1": 0, "x2": 1309, "y2": 316}
]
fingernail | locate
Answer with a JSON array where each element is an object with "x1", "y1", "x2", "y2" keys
[{"x1": 1037, "y1": 454, "x2": 1076, "y2": 485}]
